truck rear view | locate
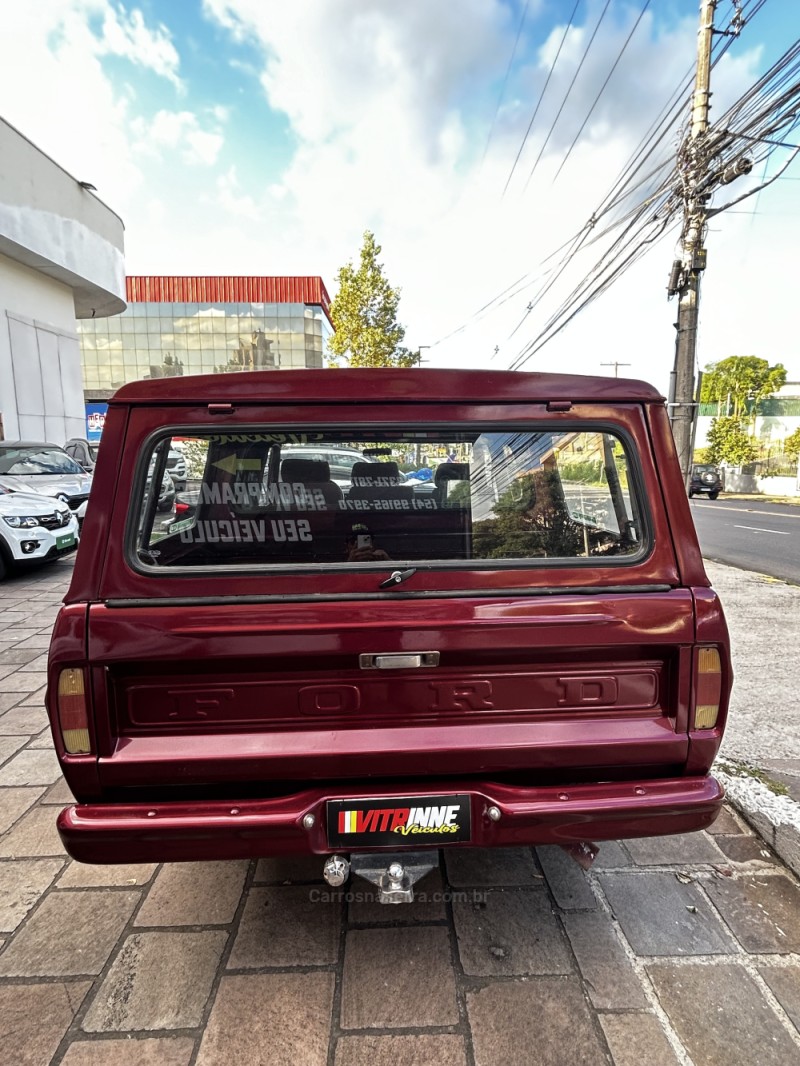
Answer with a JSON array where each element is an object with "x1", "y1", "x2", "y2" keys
[{"x1": 47, "y1": 369, "x2": 731, "y2": 899}]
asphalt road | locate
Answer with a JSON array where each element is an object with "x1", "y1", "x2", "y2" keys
[{"x1": 690, "y1": 497, "x2": 800, "y2": 584}]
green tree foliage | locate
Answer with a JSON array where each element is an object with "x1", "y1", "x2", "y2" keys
[
  {"x1": 700, "y1": 356, "x2": 786, "y2": 418},
  {"x1": 784, "y1": 427, "x2": 800, "y2": 463},
  {"x1": 706, "y1": 417, "x2": 758, "y2": 465},
  {"x1": 472, "y1": 471, "x2": 583, "y2": 559},
  {"x1": 328, "y1": 231, "x2": 417, "y2": 368}
]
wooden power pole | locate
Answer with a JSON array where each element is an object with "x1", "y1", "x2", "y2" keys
[{"x1": 668, "y1": 0, "x2": 717, "y2": 484}]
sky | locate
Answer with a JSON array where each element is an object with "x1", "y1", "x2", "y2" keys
[{"x1": 1, "y1": 0, "x2": 798, "y2": 394}]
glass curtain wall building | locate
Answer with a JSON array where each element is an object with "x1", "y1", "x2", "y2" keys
[{"x1": 79, "y1": 276, "x2": 333, "y2": 399}]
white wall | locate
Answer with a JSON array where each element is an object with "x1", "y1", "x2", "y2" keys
[{"x1": 0, "y1": 253, "x2": 85, "y2": 442}]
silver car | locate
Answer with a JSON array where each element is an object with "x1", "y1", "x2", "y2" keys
[{"x1": 0, "y1": 442, "x2": 92, "y2": 518}]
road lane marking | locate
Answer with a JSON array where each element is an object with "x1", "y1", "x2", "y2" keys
[
  {"x1": 733, "y1": 524, "x2": 790, "y2": 535},
  {"x1": 694, "y1": 503, "x2": 800, "y2": 520}
]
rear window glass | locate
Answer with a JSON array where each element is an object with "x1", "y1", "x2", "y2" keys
[{"x1": 132, "y1": 427, "x2": 647, "y2": 571}]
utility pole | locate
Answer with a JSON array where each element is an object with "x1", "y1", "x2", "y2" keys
[
  {"x1": 601, "y1": 361, "x2": 631, "y2": 378},
  {"x1": 668, "y1": 0, "x2": 717, "y2": 485}
]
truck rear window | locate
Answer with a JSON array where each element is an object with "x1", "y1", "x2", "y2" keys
[{"x1": 131, "y1": 427, "x2": 647, "y2": 570}]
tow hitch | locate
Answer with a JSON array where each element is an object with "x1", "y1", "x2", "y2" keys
[{"x1": 322, "y1": 851, "x2": 438, "y2": 903}]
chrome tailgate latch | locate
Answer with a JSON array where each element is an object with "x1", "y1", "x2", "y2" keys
[{"x1": 359, "y1": 652, "x2": 440, "y2": 670}]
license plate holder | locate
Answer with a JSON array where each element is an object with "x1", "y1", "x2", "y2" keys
[
  {"x1": 56, "y1": 533, "x2": 76, "y2": 550},
  {"x1": 327, "y1": 794, "x2": 471, "y2": 848}
]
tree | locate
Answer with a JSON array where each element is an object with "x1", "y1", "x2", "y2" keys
[
  {"x1": 328, "y1": 231, "x2": 417, "y2": 368},
  {"x1": 700, "y1": 356, "x2": 786, "y2": 419},
  {"x1": 706, "y1": 417, "x2": 758, "y2": 466},
  {"x1": 784, "y1": 427, "x2": 800, "y2": 463}
]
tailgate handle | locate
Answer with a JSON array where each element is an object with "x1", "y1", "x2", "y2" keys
[{"x1": 359, "y1": 652, "x2": 440, "y2": 670}]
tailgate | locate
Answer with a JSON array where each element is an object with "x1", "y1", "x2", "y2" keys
[{"x1": 87, "y1": 590, "x2": 694, "y2": 789}]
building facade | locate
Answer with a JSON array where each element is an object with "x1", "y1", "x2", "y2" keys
[
  {"x1": 0, "y1": 118, "x2": 125, "y2": 443},
  {"x1": 79, "y1": 276, "x2": 333, "y2": 401}
]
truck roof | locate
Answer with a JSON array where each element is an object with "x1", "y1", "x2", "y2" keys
[{"x1": 110, "y1": 368, "x2": 664, "y2": 405}]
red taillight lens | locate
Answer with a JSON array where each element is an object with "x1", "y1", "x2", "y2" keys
[
  {"x1": 175, "y1": 501, "x2": 189, "y2": 514},
  {"x1": 57, "y1": 668, "x2": 91, "y2": 754},
  {"x1": 693, "y1": 647, "x2": 722, "y2": 730}
]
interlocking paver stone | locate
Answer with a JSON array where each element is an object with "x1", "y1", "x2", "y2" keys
[
  {"x1": 453, "y1": 888, "x2": 572, "y2": 976},
  {"x1": 227, "y1": 885, "x2": 340, "y2": 968},
  {"x1": 29, "y1": 729, "x2": 56, "y2": 748},
  {"x1": 135, "y1": 860, "x2": 248, "y2": 926},
  {"x1": 536, "y1": 845, "x2": 597, "y2": 909},
  {"x1": 0, "y1": 747, "x2": 60, "y2": 786},
  {"x1": 445, "y1": 846, "x2": 541, "y2": 887},
  {"x1": 0, "y1": 786, "x2": 44, "y2": 832},
  {"x1": 196, "y1": 972, "x2": 334, "y2": 1066},
  {"x1": 0, "y1": 649, "x2": 41, "y2": 666},
  {"x1": 254, "y1": 854, "x2": 325, "y2": 883},
  {"x1": 467, "y1": 976, "x2": 608, "y2": 1066},
  {"x1": 757, "y1": 964, "x2": 800, "y2": 1029},
  {"x1": 715, "y1": 834, "x2": 779, "y2": 864},
  {"x1": 341, "y1": 926, "x2": 458, "y2": 1028},
  {"x1": 0, "y1": 803, "x2": 66, "y2": 857},
  {"x1": 0, "y1": 857, "x2": 64, "y2": 932},
  {"x1": 0, "y1": 736, "x2": 27, "y2": 766},
  {"x1": 83, "y1": 930, "x2": 227, "y2": 1032},
  {"x1": 0, "y1": 672, "x2": 46, "y2": 693},
  {"x1": 41, "y1": 776, "x2": 76, "y2": 804},
  {"x1": 0, "y1": 889, "x2": 139, "y2": 976},
  {"x1": 598, "y1": 1013, "x2": 680, "y2": 1066},
  {"x1": 624, "y1": 831, "x2": 726, "y2": 866},
  {"x1": 60, "y1": 1037, "x2": 195, "y2": 1066},
  {"x1": 648, "y1": 962, "x2": 799, "y2": 1066},
  {"x1": 57, "y1": 860, "x2": 157, "y2": 888},
  {"x1": 592, "y1": 841, "x2": 633, "y2": 868},
  {"x1": 704, "y1": 874, "x2": 800, "y2": 953},
  {"x1": 0, "y1": 705, "x2": 49, "y2": 734},
  {"x1": 563, "y1": 910, "x2": 647, "y2": 1008},
  {"x1": 598, "y1": 870, "x2": 737, "y2": 955},
  {"x1": 0, "y1": 980, "x2": 91, "y2": 1066},
  {"x1": 335, "y1": 1035, "x2": 468, "y2": 1066}
]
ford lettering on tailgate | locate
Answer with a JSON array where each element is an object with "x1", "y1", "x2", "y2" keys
[{"x1": 327, "y1": 795, "x2": 472, "y2": 847}]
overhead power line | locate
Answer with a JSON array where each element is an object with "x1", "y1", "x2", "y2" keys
[
  {"x1": 480, "y1": 0, "x2": 531, "y2": 169},
  {"x1": 502, "y1": 0, "x2": 581, "y2": 196}
]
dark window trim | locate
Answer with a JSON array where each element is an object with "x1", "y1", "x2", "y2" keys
[
  {"x1": 124, "y1": 420, "x2": 655, "y2": 579},
  {"x1": 106, "y1": 584, "x2": 674, "y2": 608}
]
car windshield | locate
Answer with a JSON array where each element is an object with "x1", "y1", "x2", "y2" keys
[
  {"x1": 133, "y1": 427, "x2": 648, "y2": 572},
  {"x1": 0, "y1": 447, "x2": 84, "y2": 476}
]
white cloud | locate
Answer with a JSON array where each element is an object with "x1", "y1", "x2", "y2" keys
[
  {"x1": 132, "y1": 109, "x2": 225, "y2": 165},
  {"x1": 97, "y1": 5, "x2": 182, "y2": 90},
  {"x1": 199, "y1": 0, "x2": 800, "y2": 385}
]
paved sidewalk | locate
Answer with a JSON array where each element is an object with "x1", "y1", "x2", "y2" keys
[{"x1": 1, "y1": 560, "x2": 800, "y2": 1066}]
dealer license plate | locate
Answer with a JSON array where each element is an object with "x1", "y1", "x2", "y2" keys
[
  {"x1": 327, "y1": 794, "x2": 472, "y2": 848},
  {"x1": 56, "y1": 533, "x2": 76, "y2": 550}
]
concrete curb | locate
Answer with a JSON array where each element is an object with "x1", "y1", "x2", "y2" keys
[{"x1": 717, "y1": 768, "x2": 800, "y2": 878}]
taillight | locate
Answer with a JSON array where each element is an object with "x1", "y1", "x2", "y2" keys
[
  {"x1": 693, "y1": 647, "x2": 722, "y2": 730},
  {"x1": 175, "y1": 501, "x2": 189, "y2": 514},
  {"x1": 57, "y1": 668, "x2": 91, "y2": 754}
]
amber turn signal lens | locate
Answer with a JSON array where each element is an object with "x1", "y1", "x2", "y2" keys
[
  {"x1": 57, "y1": 668, "x2": 91, "y2": 754},
  {"x1": 694, "y1": 647, "x2": 722, "y2": 730}
]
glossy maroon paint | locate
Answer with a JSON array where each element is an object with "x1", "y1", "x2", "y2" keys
[{"x1": 47, "y1": 368, "x2": 732, "y2": 863}]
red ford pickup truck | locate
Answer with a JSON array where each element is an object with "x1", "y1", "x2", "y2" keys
[{"x1": 47, "y1": 369, "x2": 731, "y2": 900}]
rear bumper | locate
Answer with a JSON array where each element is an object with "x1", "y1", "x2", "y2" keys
[{"x1": 58, "y1": 775, "x2": 724, "y2": 864}]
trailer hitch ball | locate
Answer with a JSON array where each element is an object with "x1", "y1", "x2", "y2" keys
[{"x1": 322, "y1": 854, "x2": 350, "y2": 887}]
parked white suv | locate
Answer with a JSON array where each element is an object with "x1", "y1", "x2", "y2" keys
[{"x1": 0, "y1": 488, "x2": 79, "y2": 580}]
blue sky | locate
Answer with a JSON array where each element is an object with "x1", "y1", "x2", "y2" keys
[{"x1": 1, "y1": 0, "x2": 798, "y2": 388}]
